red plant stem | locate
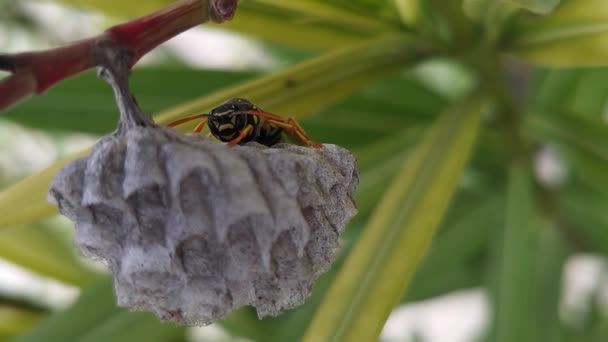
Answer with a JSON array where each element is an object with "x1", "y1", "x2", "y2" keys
[
  {"x1": 108, "y1": 0, "x2": 205, "y2": 63},
  {"x1": 0, "y1": 73, "x2": 37, "y2": 111},
  {"x1": 0, "y1": 0, "x2": 237, "y2": 112}
]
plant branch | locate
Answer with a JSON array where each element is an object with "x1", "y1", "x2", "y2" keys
[{"x1": 0, "y1": 0, "x2": 238, "y2": 112}]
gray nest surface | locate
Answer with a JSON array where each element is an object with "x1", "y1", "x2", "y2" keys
[{"x1": 48, "y1": 124, "x2": 358, "y2": 325}]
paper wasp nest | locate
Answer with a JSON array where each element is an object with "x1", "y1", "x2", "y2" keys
[{"x1": 47, "y1": 67, "x2": 358, "y2": 325}]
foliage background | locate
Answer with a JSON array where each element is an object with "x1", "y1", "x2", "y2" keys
[{"x1": 2, "y1": 0, "x2": 608, "y2": 341}]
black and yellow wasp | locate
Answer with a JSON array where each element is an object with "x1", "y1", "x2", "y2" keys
[{"x1": 168, "y1": 98, "x2": 321, "y2": 148}]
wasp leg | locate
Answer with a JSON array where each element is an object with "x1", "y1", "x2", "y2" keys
[
  {"x1": 227, "y1": 124, "x2": 254, "y2": 146},
  {"x1": 264, "y1": 118, "x2": 322, "y2": 148},
  {"x1": 286, "y1": 117, "x2": 322, "y2": 148},
  {"x1": 193, "y1": 119, "x2": 208, "y2": 133},
  {"x1": 167, "y1": 113, "x2": 208, "y2": 128}
]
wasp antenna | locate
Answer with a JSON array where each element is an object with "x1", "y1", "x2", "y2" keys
[{"x1": 167, "y1": 113, "x2": 208, "y2": 128}]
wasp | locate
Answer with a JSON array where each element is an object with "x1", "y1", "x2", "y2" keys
[{"x1": 167, "y1": 98, "x2": 321, "y2": 148}]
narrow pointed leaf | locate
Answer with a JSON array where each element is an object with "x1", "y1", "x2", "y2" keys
[
  {"x1": 532, "y1": 68, "x2": 608, "y2": 119},
  {"x1": 405, "y1": 193, "x2": 502, "y2": 301},
  {"x1": 16, "y1": 277, "x2": 121, "y2": 342},
  {"x1": 54, "y1": 0, "x2": 372, "y2": 50},
  {"x1": 510, "y1": 0, "x2": 608, "y2": 66},
  {"x1": 236, "y1": 0, "x2": 395, "y2": 33},
  {"x1": 303, "y1": 94, "x2": 482, "y2": 342},
  {"x1": 0, "y1": 222, "x2": 96, "y2": 286},
  {"x1": 0, "y1": 150, "x2": 89, "y2": 229},
  {"x1": 462, "y1": 0, "x2": 493, "y2": 21},
  {"x1": 464, "y1": 0, "x2": 557, "y2": 22},
  {"x1": 0, "y1": 34, "x2": 422, "y2": 229},
  {"x1": 525, "y1": 110, "x2": 608, "y2": 193},
  {"x1": 463, "y1": 0, "x2": 520, "y2": 42},
  {"x1": 526, "y1": 111, "x2": 608, "y2": 162},
  {"x1": 392, "y1": 0, "x2": 420, "y2": 26},
  {"x1": 489, "y1": 164, "x2": 539, "y2": 342},
  {"x1": 77, "y1": 311, "x2": 184, "y2": 342},
  {"x1": 535, "y1": 227, "x2": 569, "y2": 341},
  {"x1": 214, "y1": 6, "x2": 363, "y2": 49},
  {"x1": 0, "y1": 307, "x2": 41, "y2": 338},
  {"x1": 16, "y1": 276, "x2": 185, "y2": 342},
  {"x1": 560, "y1": 182, "x2": 608, "y2": 254},
  {"x1": 508, "y1": 0, "x2": 560, "y2": 14}
]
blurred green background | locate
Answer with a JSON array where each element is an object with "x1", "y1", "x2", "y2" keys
[{"x1": 1, "y1": 0, "x2": 608, "y2": 341}]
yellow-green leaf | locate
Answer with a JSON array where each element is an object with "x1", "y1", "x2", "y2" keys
[
  {"x1": 0, "y1": 150, "x2": 88, "y2": 229},
  {"x1": 0, "y1": 34, "x2": 421, "y2": 229},
  {"x1": 392, "y1": 0, "x2": 420, "y2": 26},
  {"x1": 463, "y1": 0, "x2": 558, "y2": 21},
  {"x1": 0, "y1": 222, "x2": 96, "y2": 286},
  {"x1": 48, "y1": 0, "x2": 164, "y2": 14},
  {"x1": 508, "y1": 0, "x2": 560, "y2": 14},
  {"x1": 509, "y1": 0, "x2": 608, "y2": 66},
  {"x1": 235, "y1": 0, "x2": 395, "y2": 33},
  {"x1": 535, "y1": 227, "x2": 568, "y2": 341},
  {"x1": 17, "y1": 276, "x2": 184, "y2": 342},
  {"x1": 303, "y1": 94, "x2": 482, "y2": 342},
  {"x1": 52, "y1": 0, "x2": 377, "y2": 50},
  {"x1": 0, "y1": 307, "x2": 41, "y2": 338}
]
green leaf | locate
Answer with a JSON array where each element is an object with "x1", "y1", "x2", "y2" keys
[
  {"x1": 302, "y1": 73, "x2": 446, "y2": 149},
  {"x1": 0, "y1": 150, "x2": 89, "y2": 229},
  {"x1": 53, "y1": 0, "x2": 379, "y2": 50},
  {"x1": 525, "y1": 109, "x2": 608, "y2": 194},
  {"x1": 16, "y1": 276, "x2": 185, "y2": 342},
  {"x1": 462, "y1": 0, "x2": 517, "y2": 21},
  {"x1": 532, "y1": 67, "x2": 608, "y2": 119},
  {"x1": 0, "y1": 34, "x2": 422, "y2": 229},
  {"x1": 351, "y1": 126, "x2": 424, "y2": 223},
  {"x1": 49, "y1": 0, "x2": 168, "y2": 15},
  {"x1": 532, "y1": 69, "x2": 585, "y2": 112},
  {"x1": 509, "y1": 0, "x2": 608, "y2": 66},
  {"x1": 0, "y1": 221, "x2": 96, "y2": 286},
  {"x1": 392, "y1": 0, "x2": 420, "y2": 26},
  {"x1": 406, "y1": 192, "x2": 502, "y2": 301},
  {"x1": 303, "y1": 94, "x2": 482, "y2": 342},
  {"x1": 77, "y1": 311, "x2": 184, "y2": 342},
  {"x1": 508, "y1": 0, "x2": 560, "y2": 14},
  {"x1": 237, "y1": 1, "x2": 396, "y2": 34},
  {"x1": 0, "y1": 307, "x2": 41, "y2": 339},
  {"x1": 214, "y1": 6, "x2": 364, "y2": 50},
  {"x1": 487, "y1": 164, "x2": 539, "y2": 342},
  {"x1": 462, "y1": 0, "x2": 560, "y2": 21},
  {"x1": 560, "y1": 182, "x2": 608, "y2": 254},
  {"x1": 535, "y1": 227, "x2": 569, "y2": 341},
  {"x1": 526, "y1": 110, "x2": 608, "y2": 162},
  {"x1": 15, "y1": 276, "x2": 121, "y2": 342}
]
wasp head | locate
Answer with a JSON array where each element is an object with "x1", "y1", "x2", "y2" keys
[{"x1": 209, "y1": 98, "x2": 257, "y2": 117}]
